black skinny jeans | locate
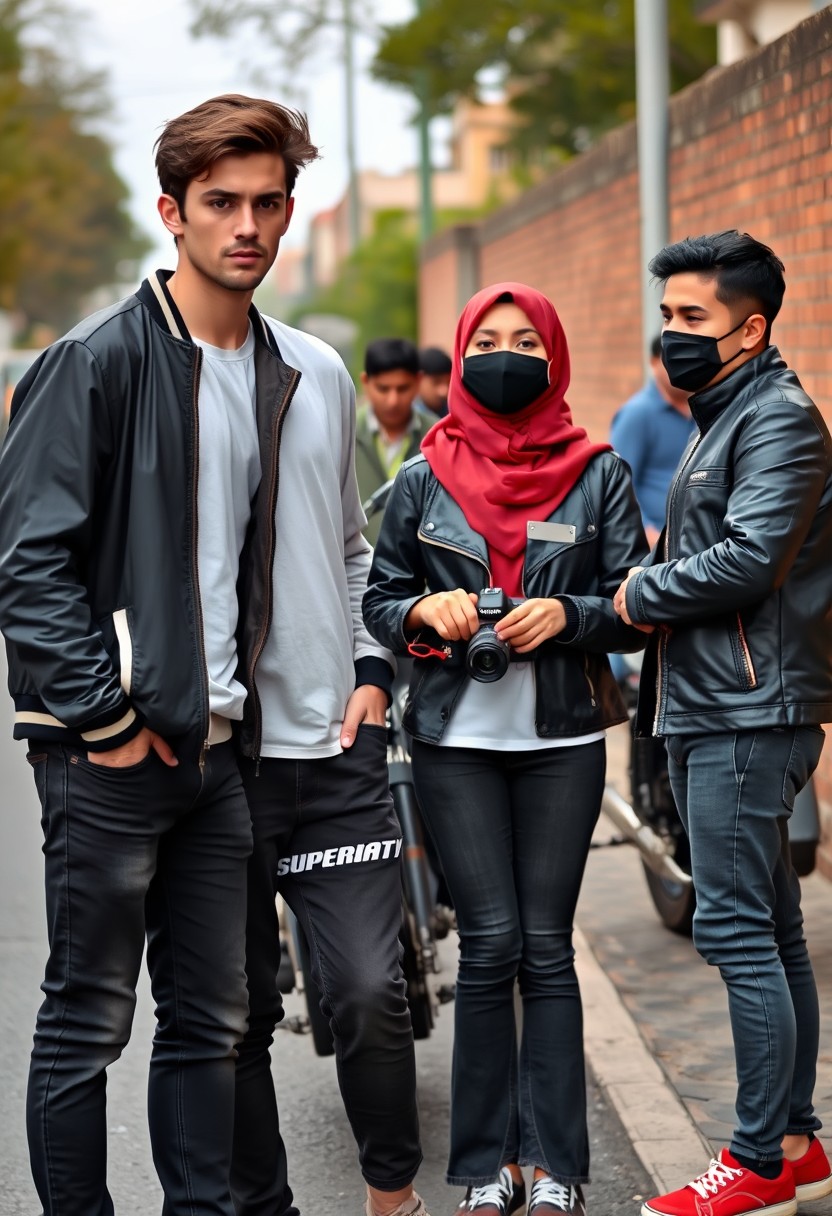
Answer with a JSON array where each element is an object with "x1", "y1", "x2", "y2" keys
[
  {"x1": 411, "y1": 738, "x2": 605, "y2": 1188},
  {"x1": 232, "y1": 724, "x2": 422, "y2": 1216},
  {"x1": 26, "y1": 740, "x2": 252, "y2": 1216}
]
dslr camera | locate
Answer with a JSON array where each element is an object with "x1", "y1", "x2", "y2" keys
[{"x1": 466, "y1": 587, "x2": 524, "y2": 683}]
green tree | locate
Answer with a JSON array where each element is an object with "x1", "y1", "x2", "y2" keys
[
  {"x1": 293, "y1": 210, "x2": 418, "y2": 382},
  {"x1": 372, "y1": 0, "x2": 716, "y2": 161},
  {"x1": 0, "y1": 0, "x2": 150, "y2": 337}
]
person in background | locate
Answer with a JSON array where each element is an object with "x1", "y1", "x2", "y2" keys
[
  {"x1": 610, "y1": 334, "x2": 695, "y2": 548},
  {"x1": 614, "y1": 229, "x2": 832, "y2": 1216},
  {"x1": 364, "y1": 282, "x2": 648, "y2": 1216},
  {"x1": 607, "y1": 337, "x2": 695, "y2": 684},
  {"x1": 416, "y1": 345, "x2": 452, "y2": 419},
  {"x1": 356, "y1": 337, "x2": 432, "y2": 545}
]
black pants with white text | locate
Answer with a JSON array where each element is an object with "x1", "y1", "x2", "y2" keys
[{"x1": 232, "y1": 724, "x2": 422, "y2": 1216}]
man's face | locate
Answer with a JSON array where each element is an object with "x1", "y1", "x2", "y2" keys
[
  {"x1": 659, "y1": 272, "x2": 763, "y2": 390},
  {"x1": 420, "y1": 373, "x2": 450, "y2": 414},
  {"x1": 361, "y1": 369, "x2": 421, "y2": 431},
  {"x1": 159, "y1": 151, "x2": 294, "y2": 294}
]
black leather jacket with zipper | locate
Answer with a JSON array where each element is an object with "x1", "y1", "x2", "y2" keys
[
  {"x1": 626, "y1": 346, "x2": 832, "y2": 738},
  {"x1": 0, "y1": 270, "x2": 301, "y2": 764},
  {"x1": 362, "y1": 451, "x2": 649, "y2": 744}
]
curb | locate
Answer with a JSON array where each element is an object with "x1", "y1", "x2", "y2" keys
[{"x1": 575, "y1": 923, "x2": 713, "y2": 1193}]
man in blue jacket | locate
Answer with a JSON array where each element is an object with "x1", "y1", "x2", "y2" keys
[
  {"x1": 610, "y1": 334, "x2": 695, "y2": 548},
  {"x1": 614, "y1": 229, "x2": 832, "y2": 1216}
]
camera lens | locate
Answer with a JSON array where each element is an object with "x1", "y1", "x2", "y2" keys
[{"x1": 466, "y1": 627, "x2": 511, "y2": 683}]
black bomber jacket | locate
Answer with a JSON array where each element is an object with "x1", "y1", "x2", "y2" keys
[
  {"x1": 362, "y1": 450, "x2": 649, "y2": 744},
  {"x1": 626, "y1": 346, "x2": 832, "y2": 738},
  {"x1": 0, "y1": 271, "x2": 301, "y2": 763}
]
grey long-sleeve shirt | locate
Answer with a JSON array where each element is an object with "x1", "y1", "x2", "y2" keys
[{"x1": 255, "y1": 318, "x2": 394, "y2": 759}]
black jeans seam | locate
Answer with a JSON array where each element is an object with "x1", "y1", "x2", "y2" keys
[
  {"x1": 161, "y1": 853, "x2": 196, "y2": 1211},
  {"x1": 42, "y1": 747, "x2": 72, "y2": 1214}
]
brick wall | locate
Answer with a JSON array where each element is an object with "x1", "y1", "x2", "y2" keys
[{"x1": 419, "y1": 8, "x2": 832, "y2": 870}]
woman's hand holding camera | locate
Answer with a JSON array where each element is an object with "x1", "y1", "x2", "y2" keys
[
  {"x1": 407, "y1": 589, "x2": 480, "y2": 641},
  {"x1": 494, "y1": 598, "x2": 567, "y2": 654}
]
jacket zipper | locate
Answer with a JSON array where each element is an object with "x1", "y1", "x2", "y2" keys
[
  {"x1": 189, "y1": 348, "x2": 211, "y2": 773},
  {"x1": 583, "y1": 654, "x2": 597, "y2": 708},
  {"x1": 653, "y1": 434, "x2": 702, "y2": 734},
  {"x1": 417, "y1": 531, "x2": 491, "y2": 581},
  {"x1": 250, "y1": 367, "x2": 303, "y2": 768},
  {"x1": 736, "y1": 612, "x2": 757, "y2": 689}
]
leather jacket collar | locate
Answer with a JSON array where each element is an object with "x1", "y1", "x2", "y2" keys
[{"x1": 689, "y1": 345, "x2": 784, "y2": 433}]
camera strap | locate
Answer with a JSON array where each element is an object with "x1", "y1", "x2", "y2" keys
[{"x1": 407, "y1": 640, "x2": 451, "y2": 661}]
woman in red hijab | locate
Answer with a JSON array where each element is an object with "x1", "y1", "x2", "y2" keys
[{"x1": 364, "y1": 284, "x2": 648, "y2": 1216}]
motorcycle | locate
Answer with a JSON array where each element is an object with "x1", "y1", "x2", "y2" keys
[{"x1": 603, "y1": 652, "x2": 821, "y2": 935}]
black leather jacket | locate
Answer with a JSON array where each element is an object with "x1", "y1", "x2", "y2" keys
[
  {"x1": 0, "y1": 271, "x2": 301, "y2": 763},
  {"x1": 363, "y1": 451, "x2": 648, "y2": 744},
  {"x1": 626, "y1": 346, "x2": 832, "y2": 737}
]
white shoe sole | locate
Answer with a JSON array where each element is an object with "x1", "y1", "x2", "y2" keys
[
  {"x1": 796, "y1": 1171, "x2": 832, "y2": 1203},
  {"x1": 641, "y1": 1201, "x2": 797, "y2": 1216}
]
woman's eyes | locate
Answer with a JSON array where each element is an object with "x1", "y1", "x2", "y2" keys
[{"x1": 472, "y1": 338, "x2": 540, "y2": 351}]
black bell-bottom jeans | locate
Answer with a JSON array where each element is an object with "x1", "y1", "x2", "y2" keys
[{"x1": 411, "y1": 738, "x2": 606, "y2": 1188}]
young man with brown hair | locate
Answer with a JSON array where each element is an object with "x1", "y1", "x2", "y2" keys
[{"x1": 0, "y1": 95, "x2": 320, "y2": 1215}]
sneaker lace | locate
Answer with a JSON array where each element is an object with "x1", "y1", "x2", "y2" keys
[
  {"x1": 468, "y1": 1179, "x2": 509, "y2": 1210},
  {"x1": 688, "y1": 1158, "x2": 744, "y2": 1199},
  {"x1": 530, "y1": 1178, "x2": 573, "y2": 1211}
]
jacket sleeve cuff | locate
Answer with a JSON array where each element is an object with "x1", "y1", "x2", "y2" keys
[
  {"x1": 554, "y1": 596, "x2": 582, "y2": 644},
  {"x1": 625, "y1": 571, "x2": 647, "y2": 625},
  {"x1": 354, "y1": 656, "x2": 395, "y2": 702},
  {"x1": 81, "y1": 703, "x2": 145, "y2": 752}
]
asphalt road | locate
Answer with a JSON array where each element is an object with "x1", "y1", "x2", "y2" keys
[{"x1": 0, "y1": 650, "x2": 652, "y2": 1215}]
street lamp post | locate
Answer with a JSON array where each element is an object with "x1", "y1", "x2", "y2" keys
[
  {"x1": 635, "y1": 0, "x2": 669, "y2": 374},
  {"x1": 343, "y1": 0, "x2": 361, "y2": 252},
  {"x1": 414, "y1": 0, "x2": 434, "y2": 242}
]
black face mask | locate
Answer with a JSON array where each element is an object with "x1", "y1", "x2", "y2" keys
[
  {"x1": 461, "y1": 352, "x2": 550, "y2": 415},
  {"x1": 661, "y1": 319, "x2": 749, "y2": 393}
]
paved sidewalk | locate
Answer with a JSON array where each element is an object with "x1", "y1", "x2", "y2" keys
[{"x1": 576, "y1": 723, "x2": 832, "y2": 1211}]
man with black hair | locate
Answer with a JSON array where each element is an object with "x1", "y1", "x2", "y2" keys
[
  {"x1": 610, "y1": 335, "x2": 695, "y2": 547},
  {"x1": 613, "y1": 229, "x2": 832, "y2": 1216},
  {"x1": 356, "y1": 338, "x2": 432, "y2": 544},
  {"x1": 416, "y1": 345, "x2": 452, "y2": 419}
]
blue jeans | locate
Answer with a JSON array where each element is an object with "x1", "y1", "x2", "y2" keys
[
  {"x1": 26, "y1": 741, "x2": 252, "y2": 1216},
  {"x1": 665, "y1": 726, "x2": 825, "y2": 1166},
  {"x1": 411, "y1": 739, "x2": 605, "y2": 1187}
]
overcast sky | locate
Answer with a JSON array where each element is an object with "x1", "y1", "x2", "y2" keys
[{"x1": 77, "y1": 0, "x2": 431, "y2": 274}]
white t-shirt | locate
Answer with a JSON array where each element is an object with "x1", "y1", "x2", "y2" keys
[
  {"x1": 194, "y1": 326, "x2": 260, "y2": 719},
  {"x1": 440, "y1": 661, "x2": 604, "y2": 751}
]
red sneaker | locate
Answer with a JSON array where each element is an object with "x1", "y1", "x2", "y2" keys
[
  {"x1": 788, "y1": 1137, "x2": 832, "y2": 1203},
  {"x1": 641, "y1": 1149, "x2": 796, "y2": 1216}
]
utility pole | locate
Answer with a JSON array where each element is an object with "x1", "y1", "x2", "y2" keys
[
  {"x1": 414, "y1": 0, "x2": 434, "y2": 242},
  {"x1": 635, "y1": 0, "x2": 669, "y2": 374},
  {"x1": 343, "y1": 0, "x2": 361, "y2": 251}
]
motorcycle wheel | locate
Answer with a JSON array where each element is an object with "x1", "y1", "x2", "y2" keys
[
  {"x1": 293, "y1": 923, "x2": 335, "y2": 1057},
  {"x1": 631, "y1": 732, "x2": 696, "y2": 936},
  {"x1": 641, "y1": 856, "x2": 696, "y2": 936}
]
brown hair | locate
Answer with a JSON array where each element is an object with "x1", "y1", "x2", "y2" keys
[{"x1": 155, "y1": 94, "x2": 319, "y2": 213}]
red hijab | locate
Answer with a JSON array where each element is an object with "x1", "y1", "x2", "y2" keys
[{"x1": 420, "y1": 282, "x2": 610, "y2": 595}]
